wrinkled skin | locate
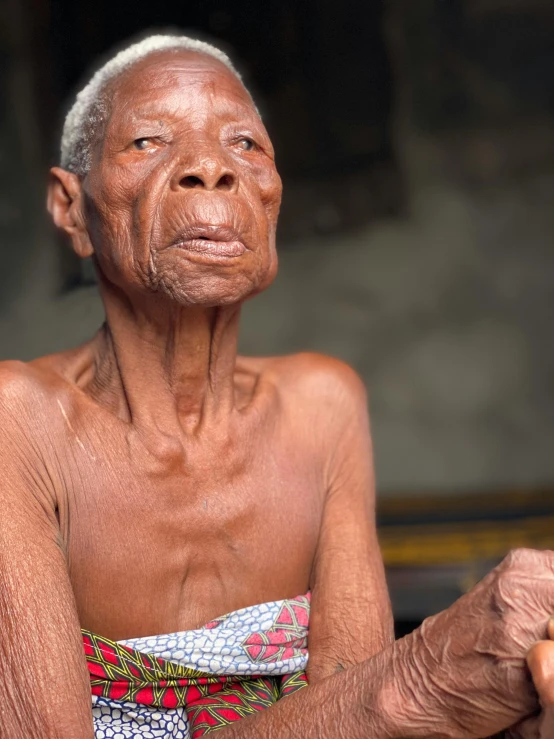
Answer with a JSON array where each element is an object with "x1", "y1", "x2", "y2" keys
[
  {"x1": 525, "y1": 637, "x2": 554, "y2": 737},
  {"x1": 0, "y1": 47, "x2": 553, "y2": 739},
  {"x1": 504, "y1": 621, "x2": 554, "y2": 739},
  {"x1": 0, "y1": 49, "x2": 392, "y2": 737},
  {"x1": 388, "y1": 549, "x2": 554, "y2": 738},
  {"x1": 41, "y1": 50, "x2": 393, "y2": 648},
  {"x1": 200, "y1": 549, "x2": 554, "y2": 739},
  {"x1": 81, "y1": 52, "x2": 280, "y2": 307}
]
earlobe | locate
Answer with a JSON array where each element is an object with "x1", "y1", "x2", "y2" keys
[{"x1": 47, "y1": 167, "x2": 94, "y2": 258}]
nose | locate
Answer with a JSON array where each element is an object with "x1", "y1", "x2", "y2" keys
[{"x1": 172, "y1": 154, "x2": 238, "y2": 193}]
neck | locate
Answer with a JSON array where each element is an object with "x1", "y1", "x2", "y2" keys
[{"x1": 88, "y1": 277, "x2": 242, "y2": 434}]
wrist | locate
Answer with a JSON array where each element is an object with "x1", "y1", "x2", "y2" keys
[
  {"x1": 372, "y1": 628, "x2": 453, "y2": 739},
  {"x1": 372, "y1": 635, "x2": 426, "y2": 739}
]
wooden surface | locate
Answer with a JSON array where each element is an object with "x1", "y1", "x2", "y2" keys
[{"x1": 378, "y1": 489, "x2": 554, "y2": 567}]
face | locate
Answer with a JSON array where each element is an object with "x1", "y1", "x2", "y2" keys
[{"x1": 60, "y1": 50, "x2": 282, "y2": 307}]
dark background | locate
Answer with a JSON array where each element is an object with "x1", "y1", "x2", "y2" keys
[{"x1": 1, "y1": 0, "x2": 554, "y2": 631}]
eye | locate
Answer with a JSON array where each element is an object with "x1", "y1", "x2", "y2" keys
[
  {"x1": 237, "y1": 137, "x2": 255, "y2": 152},
  {"x1": 133, "y1": 138, "x2": 152, "y2": 150}
]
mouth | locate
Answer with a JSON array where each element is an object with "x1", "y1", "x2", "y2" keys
[{"x1": 169, "y1": 225, "x2": 246, "y2": 258}]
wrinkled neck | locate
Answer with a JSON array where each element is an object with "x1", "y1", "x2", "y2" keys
[{"x1": 88, "y1": 278, "x2": 242, "y2": 434}]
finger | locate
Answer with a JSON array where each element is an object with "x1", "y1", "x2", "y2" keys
[
  {"x1": 547, "y1": 618, "x2": 554, "y2": 641},
  {"x1": 528, "y1": 641, "x2": 554, "y2": 707}
]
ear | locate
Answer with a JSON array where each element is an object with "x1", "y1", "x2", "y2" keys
[{"x1": 47, "y1": 167, "x2": 94, "y2": 258}]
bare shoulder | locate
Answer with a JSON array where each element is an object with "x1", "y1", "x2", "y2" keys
[
  {"x1": 0, "y1": 362, "x2": 58, "y2": 494},
  {"x1": 246, "y1": 352, "x2": 368, "y2": 423},
  {"x1": 0, "y1": 359, "x2": 44, "y2": 408},
  {"x1": 0, "y1": 358, "x2": 68, "y2": 426},
  {"x1": 264, "y1": 352, "x2": 365, "y2": 397},
  {"x1": 0, "y1": 361, "x2": 70, "y2": 523},
  {"x1": 279, "y1": 352, "x2": 365, "y2": 393}
]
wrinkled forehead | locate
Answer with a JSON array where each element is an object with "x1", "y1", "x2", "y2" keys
[{"x1": 106, "y1": 49, "x2": 257, "y2": 123}]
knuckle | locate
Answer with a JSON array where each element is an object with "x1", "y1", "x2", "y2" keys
[
  {"x1": 501, "y1": 548, "x2": 554, "y2": 573},
  {"x1": 486, "y1": 550, "x2": 554, "y2": 625},
  {"x1": 490, "y1": 558, "x2": 527, "y2": 614},
  {"x1": 489, "y1": 573, "x2": 511, "y2": 617},
  {"x1": 504, "y1": 548, "x2": 534, "y2": 568}
]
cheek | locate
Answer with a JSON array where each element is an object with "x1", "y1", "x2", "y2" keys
[
  {"x1": 248, "y1": 163, "x2": 282, "y2": 220},
  {"x1": 263, "y1": 170, "x2": 282, "y2": 209},
  {"x1": 83, "y1": 190, "x2": 122, "y2": 261},
  {"x1": 90, "y1": 164, "x2": 162, "y2": 250},
  {"x1": 84, "y1": 183, "x2": 157, "y2": 288}
]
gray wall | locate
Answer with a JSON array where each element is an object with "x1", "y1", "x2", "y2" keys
[
  {"x1": 1, "y1": 127, "x2": 553, "y2": 494},
  {"x1": 1, "y1": 0, "x2": 553, "y2": 495}
]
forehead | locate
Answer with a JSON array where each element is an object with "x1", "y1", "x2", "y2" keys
[{"x1": 108, "y1": 50, "x2": 255, "y2": 119}]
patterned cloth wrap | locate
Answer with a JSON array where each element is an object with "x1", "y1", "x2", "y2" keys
[{"x1": 84, "y1": 594, "x2": 310, "y2": 739}]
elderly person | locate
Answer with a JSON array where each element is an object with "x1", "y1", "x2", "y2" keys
[{"x1": 1, "y1": 33, "x2": 554, "y2": 739}]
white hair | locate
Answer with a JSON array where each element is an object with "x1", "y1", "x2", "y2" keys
[{"x1": 60, "y1": 34, "x2": 243, "y2": 176}]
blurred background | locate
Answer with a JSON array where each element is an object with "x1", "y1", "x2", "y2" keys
[{"x1": 1, "y1": 0, "x2": 554, "y2": 634}]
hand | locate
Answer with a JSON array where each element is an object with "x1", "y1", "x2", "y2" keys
[
  {"x1": 527, "y1": 637, "x2": 554, "y2": 738},
  {"x1": 395, "y1": 549, "x2": 554, "y2": 739},
  {"x1": 505, "y1": 624, "x2": 554, "y2": 739}
]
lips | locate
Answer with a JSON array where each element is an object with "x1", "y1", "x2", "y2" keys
[{"x1": 169, "y1": 225, "x2": 246, "y2": 258}]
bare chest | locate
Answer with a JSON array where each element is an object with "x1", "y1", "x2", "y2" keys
[{"x1": 60, "y1": 425, "x2": 324, "y2": 639}]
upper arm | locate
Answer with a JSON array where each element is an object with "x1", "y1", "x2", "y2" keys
[
  {"x1": 297, "y1": 356, "x2": 393, "y2": 682},
  {"x1": 0, "y1": 366, "x2": 94, "y2": 738}
]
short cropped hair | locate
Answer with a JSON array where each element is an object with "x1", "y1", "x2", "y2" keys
[{"x1": 60, "y1": 34, "x2": 242, "y2": 177}]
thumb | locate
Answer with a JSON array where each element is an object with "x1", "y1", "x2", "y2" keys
[{"x1": 527, "y1": 641, "x2": 554, "y2": 707}]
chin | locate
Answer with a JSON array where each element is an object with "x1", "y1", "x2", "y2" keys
[{"x1": 157, "y1": 270, "x2": 273, "y2": 307}]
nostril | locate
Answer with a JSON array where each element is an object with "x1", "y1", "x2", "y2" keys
[
  {"x1": 216, "y1": 174, "x2": 235, "y2": 191},
  {"x1": 181, "y1": 175, "x2": 204, "y2": 188}
]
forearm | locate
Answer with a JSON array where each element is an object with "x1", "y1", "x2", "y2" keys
[
  {"x1": 220, "y1": 649, "x2": 395, "y2": 739},
  {"x1": 219, "y1": 636, "x2": 448, "y2": 739}
]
